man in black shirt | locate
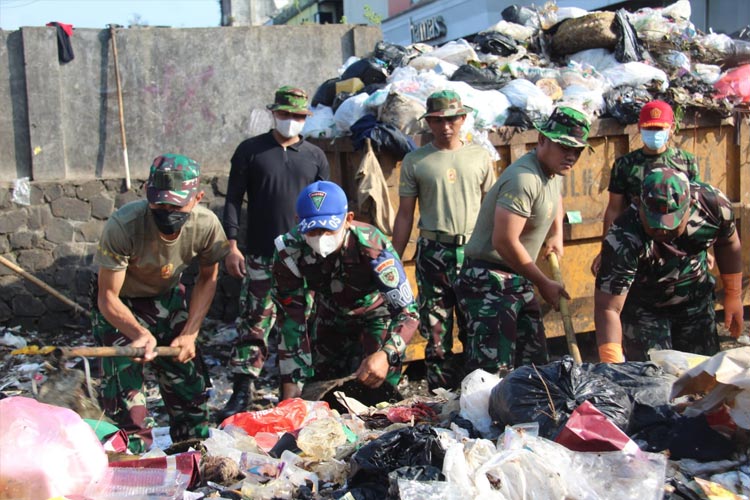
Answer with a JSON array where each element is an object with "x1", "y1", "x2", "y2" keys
[{"x1": 219, "y1": 86, "x2": 329, "y2": 419}]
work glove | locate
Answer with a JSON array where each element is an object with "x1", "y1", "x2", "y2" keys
[
  {"x1": 598, "y1": 342, "x2": 624, "y2": 363},
  {"x1": 721, "y1": 272, "x2": 744, "y2": 338}
]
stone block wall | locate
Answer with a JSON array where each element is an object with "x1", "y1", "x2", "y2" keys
[{"x1": 0, "y1": 177, "x2": 242, "y2": 332}]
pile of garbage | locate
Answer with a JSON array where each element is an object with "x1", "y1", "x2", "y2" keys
[
  {"x1": 1, "y1": 337, "x2": 749, "y2": 499},
  {"x1": 302, "y1": 0, "x2": 750, "y2": 157}
]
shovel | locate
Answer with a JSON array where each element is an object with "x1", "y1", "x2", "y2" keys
[
  {"x1": 547, "y1": 252, "x2": 583, "y2": 364},
  {"x1": 12, "y1": 345, "x2": 182, "y2": 359}
]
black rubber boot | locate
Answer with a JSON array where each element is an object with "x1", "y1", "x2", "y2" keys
[{"x1": 216, "y1": 374, "x2": 253, "y2": 422}]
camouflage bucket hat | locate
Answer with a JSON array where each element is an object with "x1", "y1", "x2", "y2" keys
[
  {"x1": 641, "y1": 167, "x2": 690, "y2": 230},
  {"x1": 267, "y1": 86, "x2": 313, "y2": 116},
  {"x1": 535, "y1": 106, "x2": 591, "y2": 148},
  {"x1": 146, "y1": 154, "x2": 200, "y2": 207},
  {"x1": 421, "y1": 89, "x2": 472, "y2": 119}
]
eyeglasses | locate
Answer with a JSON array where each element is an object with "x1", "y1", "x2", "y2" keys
[{"x1": 426, "y1": 115, "x2": 462, "y2": 124}]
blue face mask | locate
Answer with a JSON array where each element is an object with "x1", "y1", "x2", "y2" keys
[{"x1": 641, "y1": 129, "x2": 670, "y2": 150}]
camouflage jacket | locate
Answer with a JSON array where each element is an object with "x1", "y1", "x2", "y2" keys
[
  {"x1": 608, "y1": 148, "x2": 699, "y2": 205},
  {"x1": 272, "y1": 222, "x2": 419, "y2": 366},
  {"x1": 596, "y1": 181, "x2": 735, "y2": 308}
]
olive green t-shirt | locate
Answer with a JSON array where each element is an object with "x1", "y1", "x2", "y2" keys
[
  {"x1": 94, "y1": 200, "x2": 229, "y2": 298},
  {"x1": 465, "y1": 150, "x2": 561, "y2": 265},
  {"x1": 399, "y1": 142, "x2": 495, "y2": 236}
]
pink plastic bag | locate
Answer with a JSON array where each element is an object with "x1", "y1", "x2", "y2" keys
[
  {"x1": 714, "y1": 64, "x2": 750, "y2": 102},
  {"x1": 0, "y1": 396, "x2": 108, "y2": 499}
]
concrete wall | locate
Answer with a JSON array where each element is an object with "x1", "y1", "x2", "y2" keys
[
  {"x1": 0, "y1": 24, "x2": 382, "y2": 331},
  {"x1": 0, "y1": 24, "x2": 382, "y2": 182}
]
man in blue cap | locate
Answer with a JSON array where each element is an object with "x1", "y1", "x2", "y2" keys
[{"x1": 272, "y1": 181, "x2": 419, "y2": 400}]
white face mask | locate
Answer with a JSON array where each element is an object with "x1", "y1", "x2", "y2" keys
[
  {"x1": 304, "y1": 228, "x2": 345, "y2": 258},
  {"x1": 275, "y1": 118, "x2": 305, "y2": 139}
]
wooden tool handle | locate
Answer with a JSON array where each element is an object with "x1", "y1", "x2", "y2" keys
[
  {"x1": 547, "y1": 253, "x2": 583, "y2": 364},
  {"x1": 55, "y1": 346, "x2": 182, "y2": 358}
]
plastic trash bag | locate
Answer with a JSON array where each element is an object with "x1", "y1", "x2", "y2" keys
[
  {"x1": 489, "y1": 357, "x2": 633, "y2": 439},
  {"x1": 333, "y1": 92, "x2": 371, "y2": 134},
  {"x1": 601, "y1": 61, "x2": 669, "y2": 92},
  {"x1": 220, "y1": 398, "x2": 324, "y2": 437},
  {"x1": 303, "y1": 104, "x2": 337, "y2": 139},
  {"x1": 459, "y1": 369, "x2": 501, "y2": 437},
  {"x1": 614, "y1": 9, "x2": 646, "y2": 63},
  {"x1": 373, "y1": 40, "x2": 410, "y2": 71},
  {"x1": 341, "y1": 57, "x2": 389, "y2": 86},
  {"x1": 348, "y1": 424, "x2": 445, "y2": 489},
  {"x1": 604, "y1": 85, "x2": 653, "y2": 124},
  {"x1": 502, "y1": 5, "x2": 540, "y2": 29},
  {"x1": 449, "y1": 64, "x2": 511, "y2": 90},
  {"x1": 312, "y1": 77, "x2": 339, "y2": 107},
  {"x1": 483, "y1": 20, "x2": 535, "y2": 43},
  {"x1": 11, "y1": 177, "x2": 30, "y2": 206},
  {"x1": 560, "y1": 84, "x2": 607, "y2": 116},
  {"x1": 499, "y1": 78, "x2": 554, "y2": 116},
  {"x1": 0, "y1": 396, "x2": 108, "y2": 499},
  {"x1": 714, "y1": 64, "x2": 750, "y2": 102},
  {"x1": 473, "y1": 32, "x2": 519, "y2": 57},
  {"x1": 378, "y1": 91, "x2": 427, "y2": 136},
  {"x1": 428, "y1": 39, "x2": 479, "y2": 67}
]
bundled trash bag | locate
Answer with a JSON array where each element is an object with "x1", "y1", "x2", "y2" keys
[
  {"x1": 473, "y1": 31, "x2": 519, "y2": 56},
  {"x1": 387, "y1": 465, "x2": 445, "y2": 499},
  {"x1": 503, "y1": 106, "x2": 535, "y2": 129},
  {"x1": 604, "y1": 85, "x2": 653, "y2": 124},
  {"x1": 450, "y1": 64, "x2": 512, "y2": 90},
  {"x1": 350, "y1": 113, "x2": 417, "y2": 158},
  {"x1": 348, "y1": 424, "x2": 445, "y2": 490},
  {"x1": 373, "y1": 40, "x2": 411, "y2": 71},
  {"x1": 340, "y1": 57, "x2": 389, "y2": 86},
  {"x1": 551, "y1": 12, "x2": 618, "y2": 57},
  {"x1": 614, "y1": 9, "x2": 646, "y2": 63},
  {"x1": 313, "y1": 77, "x2": 339, "y2": 107},
  {"x1": 585, "y1": 361, "x2": 675, "y2": 408},
  {"x1": 489, "y1": 357, "x2": 633, "y2": 439}
]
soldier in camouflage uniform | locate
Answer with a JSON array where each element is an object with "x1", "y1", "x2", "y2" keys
[
  {"x1": 220, "y1": 86, "x2": 329, "y2": 420},
  {"x1": 591, "y1": 100, "x2": 701, "y2": 275},
  {"x1": 455, "y1": 106, "x2": 591, "y2": 375},
  {"x1": 273, "y1": 181, "x2": 419, "y2": 400},
  {"x1": 595, "y1": 167, "x2": 744, "y2": 363},
  {"x1": 392, "y1": 90, "x2": 495, "y2": 390},
  {"x1": 93, "y1": 154, "x2": 229, "y2": 450}
]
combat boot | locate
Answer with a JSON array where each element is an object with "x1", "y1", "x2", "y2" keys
[{"x1": 216, "y1": 374, "x2": 253, "y2": 422}]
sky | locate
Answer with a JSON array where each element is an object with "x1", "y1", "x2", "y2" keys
[{"x1": 0, "y1": 0, "x2": 221, "y2": 31}]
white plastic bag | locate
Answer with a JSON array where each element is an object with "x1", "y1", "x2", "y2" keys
[
  {"x1": 332, "y1": 93, "x2": 370, "y2": 135},
  {"x1": 601, "y1": 62, "x2": 669, "y2": 92},
  {"x1": 428, "y1": 39, "x2": 479, "y2": 66},
  {"x1": 303, "y1": 104, "x2": 337, "y2": 139},
  {"x1": 560, "y1": 85, "x2": 607, "y2": 116},
  {"x1": 500, "y1": 78, "x2": 554, "y2": 115},
  {"x1": 568, "y1": 48, "x2": 619, "y2": 73},
  {"x1": 459, "y1": 369, "x2": 501, "y2": 437},
  {"x1": 483, "y1": 20, "x2": 535, "y2": 42}
]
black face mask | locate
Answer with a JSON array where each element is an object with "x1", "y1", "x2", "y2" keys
[{"x1": 151, "y1": 208, "x2": 190, "y2": 235}]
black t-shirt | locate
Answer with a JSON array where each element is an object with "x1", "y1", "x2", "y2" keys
[{"x1": 223, "y1": 131, "x2": 329, "y2": 257}]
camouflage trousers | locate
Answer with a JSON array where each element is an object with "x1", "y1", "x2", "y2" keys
[
  {"x1": 454, "y1": 262, "x2": 549, "y2": 376},
  {"x1": 91, "y1": 285, "x2": 210, "y2": 451},
  {"x1": 279, "y1": 297, "x2": 403, "y2": 388},
  {"x1": 621, "y1": 291, "x2": 719, "y2": 361},
  {"x1": 415, "y1": 237, "x2": 466, "y2": 390},
  {"x1": 231, "y1": 255, "x2": 277, "y2": 377}
]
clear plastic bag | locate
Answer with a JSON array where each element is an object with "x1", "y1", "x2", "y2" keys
[
  {"x1": 11, "y1": 177, "x2": 30, "y2": 206},
  {"x1": 459, "y1": 369, "x2": 501, "y2": 437}
]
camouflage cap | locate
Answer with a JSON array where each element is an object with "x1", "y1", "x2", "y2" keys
[
  {"x1": 420, "y1": 89, "x2": 472, "y2": 119},
  {"x1": 535, "y1": 106, "x2": 591, "y2": 148},
  {"x1": 641, "y1": 166, "x2": 690, "y2": 230},
  {"x1": 267, "y1": 86, "x2": 313, "y2": 116},
  {"x1": 146, "y1": 154, "x2": 200, "y2": 207}
]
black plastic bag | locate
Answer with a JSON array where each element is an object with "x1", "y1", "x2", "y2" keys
[
  {"x1": 730, "y1": 25, "x2": 750, "y2": 41},
  {"x1": 373, "y1": 41, "x2": 410, "y2": 71},
  {"x1": 502, "y1": 5, "x2": 540, "y2": 29},
  {"x1": 489, "y1": 357, "x2": 632, "y2": 439},
  {"x1": 503, "y1": 107, "x2": 535, "y2": 130},
  {"x1": 350, "y1": 114, "x2": 417, "y2": 159},
  {"x1": 604, "y1": 86, "x2": 652, "y2": 125},
  {"x1": 312, "y1": 77, "x2": 339, "y2": 107},
  {"x1": 614, "y1": 9, "x2": 646, "y2": 63},
  {"x1": 331, "y1": 91, "x2": 355, "y2": 113},
  {"x1": 585, "y1": 361, "x2": 675, "y2": 407},
  {"x1": 473, "y1": 32, "x2": 519, "y2": 56},
  {"x1": 449, "y1": 64, "x2": 511, "y2": 90},
  {"x1": 341, "y1": 58, "x2": 389, "y2": 86},
  {"x1": 348, "y1": 424, "x2": 445, "y2": 489}
]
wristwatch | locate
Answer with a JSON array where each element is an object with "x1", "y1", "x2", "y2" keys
[{"x1": 382, "y1": 346, "x2": 401, "y2": 367}]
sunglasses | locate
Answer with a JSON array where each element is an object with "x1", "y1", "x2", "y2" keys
[{"x1": 426, "y1": 115, "x2": 462, "y2": 124}]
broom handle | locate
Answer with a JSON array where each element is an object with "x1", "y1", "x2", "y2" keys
[{"x1": 55, "y1": 346, "x2": 182, "y2": 358}]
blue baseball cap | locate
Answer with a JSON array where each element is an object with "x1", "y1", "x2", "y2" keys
[{"x1": 296, "y1": 181, "x2": 348, "y2": 234}]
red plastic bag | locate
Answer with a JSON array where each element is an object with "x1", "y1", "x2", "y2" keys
[
  {"x1": 220, "y1": 398, "x2": 312, "y2": 436},
  {"x1": 555, "y1": 400, "x2": 639, "y2": 453},
  {"x1": 714, "y1": 64, "x2": 750, "y2": 102}
]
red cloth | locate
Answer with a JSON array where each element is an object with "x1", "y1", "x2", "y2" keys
[
  {"x1": 46, "y1": 22, "x2": 73, "y2": 36},
  {"x1": 554, "y1": 400, "x2": 639, "y2": 453}
]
